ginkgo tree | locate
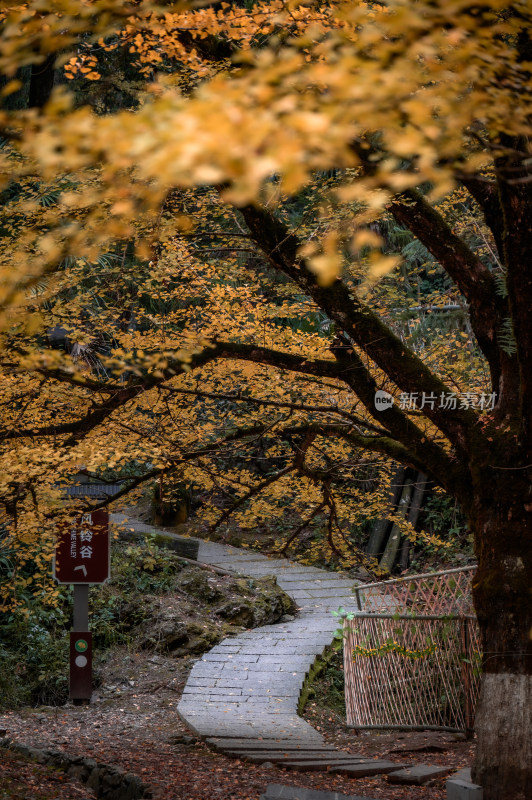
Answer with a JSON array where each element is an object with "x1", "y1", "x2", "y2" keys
[{"x1": 1, "y1": 1, "x2": 532, "y2": 797}]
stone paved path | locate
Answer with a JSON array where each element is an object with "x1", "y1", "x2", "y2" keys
[
  {"x1": 103, "y1": 516, "x2": 470, "y2": 786},
  {"x1": 112, "y1": 514, "x2": 359, "y2": 744},
  {"x1": 111, "y1": 515, "x2": 423, "y2": 778}
]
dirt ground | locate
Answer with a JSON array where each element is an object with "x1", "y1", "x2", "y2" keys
[{"x1": 0, "y1": 647, "x2": 475, "y2": 800}]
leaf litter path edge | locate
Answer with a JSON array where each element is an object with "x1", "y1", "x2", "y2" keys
[{"x1": 112, "y1": 514, "x2": 411, "y2": 778}]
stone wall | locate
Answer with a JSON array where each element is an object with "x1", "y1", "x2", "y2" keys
[{"x1": 0, "y1": 735, "x2": 152, "y2": 799}]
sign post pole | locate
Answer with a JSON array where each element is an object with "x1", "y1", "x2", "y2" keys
[
  {"x1": 73, "y1": 585, "x2": 89, "y2": 630},
  {"x1": 54, "y1": 510, "x2": 110, "y2": 705},
  {"x1": 71, "y1": 585, "x2": 91, "y2": 705}
]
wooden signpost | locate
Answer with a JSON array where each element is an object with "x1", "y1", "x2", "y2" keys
[
  {"x1": 54, "y1": 509, "x2": 110, "y2": 703},
  {"x1": 54, "y1": 509, "x2": 110, "y2": 585}
]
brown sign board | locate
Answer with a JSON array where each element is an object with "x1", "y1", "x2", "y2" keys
[
  {"x1": 54, "y1": 510, "x2": 110, "y2": 584},
  {"x1": 69, "y1": 632, "x2": 92, "y2": 700}
]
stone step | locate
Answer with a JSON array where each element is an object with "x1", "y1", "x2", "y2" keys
[
  {"x1": 387, "y1": 764, "x2": 454, "y2": 785},
  {"x1": 261, "y1": 784, "x2": 375, "y2": 800},
  {"x1": 329, "y1": 760, "x2": 410, "y2": 777},
  {"x1": 206, "y1": 738, "x2": 337, "y2": 752},
  {"x1": 446, "y1": 774, "x2": 483, "y2": 800},
  {"x1": 223, "y1": 751, "x2": 368, "y2": 764},
  {"x1": 277, "y1": 758, "x2": 380, "y2": 773}
]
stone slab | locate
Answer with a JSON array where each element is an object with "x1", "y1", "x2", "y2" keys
[
  {"x1": 262, "y1": 783, "x2": 373, "y2": 800},
  {"x1": 183, "y1": 686, "x2": 243, "y2": 695},
  {"x1": 242, "y1": 689, "x2": 301, "y2": 697},
  {"x1": 277, "y1": 759, "x2": 377, "y2": 773},
  {"x1": 446, "y1": 778, "x2": 483, "y2": 800},
  {"x1": 224, "y1": 751, "x2": 367, "y2": 764},
  {"x1": 200, "y1": 653, "x2": 259, "y2": 662},
  {"x1": 206, "y1": 738, "x2": 333, "y2": 751},
  {"x1": 387, "y1": 764, "x2": 454, "y2": 784},
  {"x1": 329, "y1": 760, "x2": 409, "y2": 777}
]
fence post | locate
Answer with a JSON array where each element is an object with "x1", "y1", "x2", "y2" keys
[{"x1": 460, "y1": 617, "x2": 473, "y2": 737}]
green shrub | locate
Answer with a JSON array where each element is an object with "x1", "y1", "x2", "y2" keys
[{"x1": 0, "y1": 601, "x2": 70, "y2": 708}]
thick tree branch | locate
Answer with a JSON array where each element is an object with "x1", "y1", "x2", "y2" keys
[
  {"x1": 456, "y1": 174, "x2": 506, "y2": 257},
  {"x1": 388, "y1": 189, "x2": 518, "y2": 410},
  {"x1": 33, "y1": 342, "x2": 342, "y2": 395},
  {"x1": 14, "y1": 336, "x2": 469, "y2": 500},
  {"x1": 349, "y1": 140, "x2": 518, "y2": 417},
  {"x1": 278, "y1": 421, "x2": 451, "y2": 487},
  {"x1": 237, "y1": 202, "x2": 480, "y2": 459},
  {"x1": 9, "y1": 343, "x2": 341, "y2": 443},
  {"x1": 328, "y1": 342, "x2": 468, "y2": 499}
]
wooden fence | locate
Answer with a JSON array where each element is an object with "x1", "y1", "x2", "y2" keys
[{"x1": 343, "y1": 567, "x2": 481, "y2": 733}]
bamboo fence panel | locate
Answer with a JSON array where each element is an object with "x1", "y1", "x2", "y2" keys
[{"x1": 344, "y1": 567, "x2": 482, "y2": 733}]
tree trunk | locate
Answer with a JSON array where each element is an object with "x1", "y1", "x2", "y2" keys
[
  {"x1": 366, "y1": 466, "x2": 405, "y2": 557},
  {"x1": 379, "y1": 477, "x2": 413, "y2": 572},
  {"x1": 469, "y1": 473, "x2": 532, "y2": 800},
  {"x1": 0, "y1": 67, "x2": 31, "y2": 110},
  {"x1": 399, "y1": 472, "x2": 428, "y2": 571},
  {"x1": 28, "y1": 54, "x2": 55, "y2": 109},
  {"x1": 474, "y1": 674, "x2": 532, "y2": 798}
]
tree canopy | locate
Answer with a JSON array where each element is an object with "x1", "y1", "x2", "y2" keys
[{"x1": 1, "y1": 3, "x2": 531, "y2": 798}]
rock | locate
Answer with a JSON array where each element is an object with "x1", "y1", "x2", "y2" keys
[
  {"x1": 214, "y1": 576, "x2": 295, "y2": 627},
  {"x1": 67, "y1": 764, "x2": 86, "y2": 781},
  {"x1": 14, "y1": 743, "x2": 49, "y2": 762},
  {"x1": 101, "y1": 768, "x2": 122, "y2": 787},
  {"x1": 87, "y1": 767, "x2": 101, "y2": 792},
  {"x1": 141, "y1": 616, "x2": 189, "y2": 651},
  {"x1": 177, "y1": 571, "x2": 223, "y2": 602},
  {"x1": 173, "y1": 622, "x2": 220, "y2": 655},
  {"x1": 1, "y1": 741, "x2": 150, "y2": 799},
  {"x1": 167, "y1": 734, "x2": 198, "y2": 746},
  {"x1": 214, "y1": 601, "x2": 256, "y2": 626},
  {"x1": 123, "y1": 773, "x2": 144, "y2": 799}
]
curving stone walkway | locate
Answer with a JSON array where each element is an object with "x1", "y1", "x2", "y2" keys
[
  {"x1": 179, "y1": 539, "x2": 361, "y2": 743},
  {"x1": 112, "y1": 514, "x2": 359, "y2": 744},
  {"x1": 111, "y1": 515, "x2": 425, "y2": 778}
]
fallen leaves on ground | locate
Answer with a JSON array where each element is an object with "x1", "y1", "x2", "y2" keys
[
  {"x1": 1, "y1": 649, "x2": 474, "y2": 800},
  {"x1": 0, "y1": 748, "x2": 94, "y2": 800}
]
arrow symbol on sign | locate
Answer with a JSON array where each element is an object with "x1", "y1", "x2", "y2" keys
[{"x1": 73, "y1": 565, "x2": 87, "y2": 577}]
